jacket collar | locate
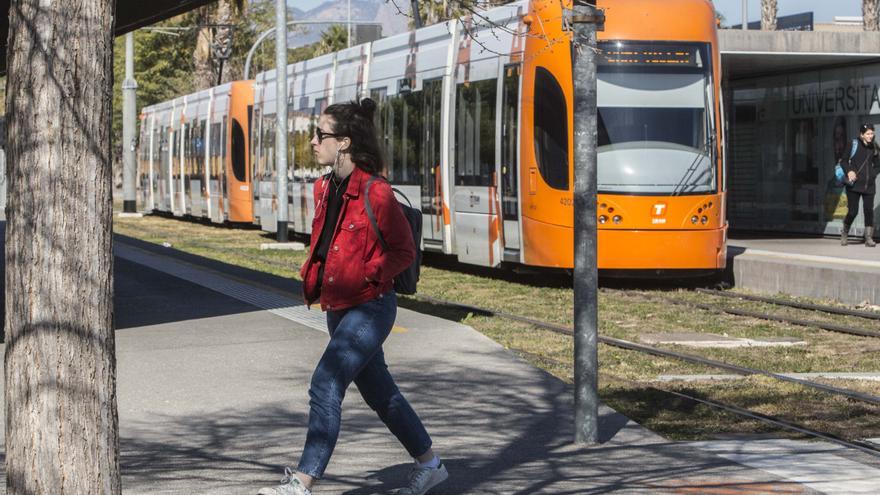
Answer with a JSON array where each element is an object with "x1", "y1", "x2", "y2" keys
[{"x1": 342, "y1": 166, "x2": 370, "y2": 199}]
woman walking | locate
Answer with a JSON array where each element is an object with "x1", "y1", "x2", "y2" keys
[
  {"x1": 842, "y1": 123, "x2": 879, "y2": 247},
  {"x1": 258, "y1": 99, "x2": 447, "y2": 495}
]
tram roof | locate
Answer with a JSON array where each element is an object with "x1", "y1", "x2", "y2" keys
[
  {"x1": 0, "y1": 0, "x2": 215, "y2": 75},
  {"x1": 720, "y1": 29, "x2": 880, "y2": 80}
]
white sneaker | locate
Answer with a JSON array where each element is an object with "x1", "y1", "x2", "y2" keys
[
  {"x1": 395, "y1": 462, "x2": 449, "y2": 495},
  {"x1": 257, "y1": 467, "x2": 312, "y2": 495}
]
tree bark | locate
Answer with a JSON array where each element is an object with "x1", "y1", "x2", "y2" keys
[
  {"x1": 865, "y1": 0, "x2": 880, "y2": 31},
  {"x1": 760, "y1": 0, "x2": 777, "y2": 31},
  {"x1": 193, "y1": 7, "x2": 215, "y2": 90},
  {"x1": 5, "y1": 0, "x2": 120, "y2": 493}
]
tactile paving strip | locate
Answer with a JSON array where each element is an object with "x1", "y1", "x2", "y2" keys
[{"x1": 115, "y1": 242, "x2": 327, "y2": 334}]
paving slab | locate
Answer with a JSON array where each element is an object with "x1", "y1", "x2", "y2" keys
[{"x1": 641, "y1": 332, "x2": 806, "y2": 348}]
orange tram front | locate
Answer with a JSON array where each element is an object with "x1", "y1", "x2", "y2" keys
[{"x1": 520, "y1": 0, "x2": 726, "y2": 274}]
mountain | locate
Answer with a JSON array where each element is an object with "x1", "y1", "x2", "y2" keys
[{"x1": 287, "y1": 0, "x2": 412, "y2": 46}]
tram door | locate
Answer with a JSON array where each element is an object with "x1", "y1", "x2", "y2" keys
[
  {"x1": 452, "y1": 76, "x2": 503, "y2": 267},
  {"x1": 421, "y1": 79, "x2": 444, "y2": 244},
  {"x1": 500, "y1": 64, "x2": 521, "y2": 251}
]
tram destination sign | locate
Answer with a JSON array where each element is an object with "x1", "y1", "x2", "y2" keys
[{"x1": 598, "y1": 44, "x2": 701, "y2": 68}]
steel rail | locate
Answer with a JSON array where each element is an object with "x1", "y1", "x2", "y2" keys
[
  {"x1": 635, "y1": 292, "x2": 880, "y2": 339},
  {"x1": 695, "y1": 288, "x2": 880, "y2": 321},
  {"x1": 412, "y1": 294, "x2": 880, "y2": 406},
  {"x1": 514, "y1": 348, "x2": 880, "y2": 458}
]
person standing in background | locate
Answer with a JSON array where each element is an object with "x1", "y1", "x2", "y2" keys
[{"x1": 842, "y1": 123, "x2": 879, "y2": 247}]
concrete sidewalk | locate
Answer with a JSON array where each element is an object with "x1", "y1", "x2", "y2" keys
[{"x1": 3, "y1": 234, "x2": 877, "y2": 493}]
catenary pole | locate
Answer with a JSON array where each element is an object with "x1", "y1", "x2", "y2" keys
[
  {"x1": 122, "y1": 32, "x2": 138, "y2": 213},
  {"x1": 275, "y1": 0, "x2": 289, "y2": 241},
  {"x1": 411, "y1": 0, "x2": 423, "y2": 28},
  {"x1": 571, "y1": 0, "x2": 603, "y2": 445}
]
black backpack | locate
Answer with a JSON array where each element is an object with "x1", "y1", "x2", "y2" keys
[{"x1": 364, "y1": 176, "x2": 422, "y2": 295}]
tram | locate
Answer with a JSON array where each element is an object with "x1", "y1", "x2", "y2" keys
[
  {"x1": 137, "y1": 81, "x2": 254, "y2": 223},
  {"x1": 138, "y1": 0, "x2": 726, "y2": 274}
]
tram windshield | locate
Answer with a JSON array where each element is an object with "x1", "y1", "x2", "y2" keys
[{"x1": 597, "y1": 42, "x2": 715, "y2": 195}]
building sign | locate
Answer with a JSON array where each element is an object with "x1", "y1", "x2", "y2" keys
[{"x1": 792, "y1": 84, "x2": 880, "y2": 116}]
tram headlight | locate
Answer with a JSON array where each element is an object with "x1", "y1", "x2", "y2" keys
[
  {"x1": 612, "y1": 215, "x2": 622, "y2": 224},
  {"x1": 598, "y1": 215, "x2": 608, "y2": 224},
  {"x1": 691, "y1": 215, "x2": 699, "y2": 224},
  {"x1": 701, "y1": 215, "x2": 709, "y2": 225}
]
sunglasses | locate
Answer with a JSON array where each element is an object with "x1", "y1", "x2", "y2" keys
[{"x1": 315, "y1": 127, "x2": 343, "y2": 143}]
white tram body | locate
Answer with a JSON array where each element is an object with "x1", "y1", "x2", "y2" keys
[{"x1": 250, "y1": 2, "x2": 526, "y2": 267}]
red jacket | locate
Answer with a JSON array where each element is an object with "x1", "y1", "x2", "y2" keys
[{"x1": 300, "y1": 166, "x2": 416, "y2": 311}]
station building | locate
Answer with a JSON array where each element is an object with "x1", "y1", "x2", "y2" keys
[{"x1": 720, "y1": 26, "x2": 880, "y2": 239}]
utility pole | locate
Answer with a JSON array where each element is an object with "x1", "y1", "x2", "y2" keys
[
  {"x1": 411, "y1": 0, "x2": 423, "y2": 28},
  {"x1": 742, "y1": 0, "x2": 748, "y2": 30},
  {"x1": 122, "y1": 32, "x2": 138, "y2": 213},
  {"x1": 275, "y1": 0, "x2": 289, "y2": 241},
  {"x1": 571, "y1": 0, "x2": 603, "y2": 446}
]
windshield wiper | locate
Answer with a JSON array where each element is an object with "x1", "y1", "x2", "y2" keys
[{"x1": 671, "y1": 134, "x2": 714, "y2": 196}]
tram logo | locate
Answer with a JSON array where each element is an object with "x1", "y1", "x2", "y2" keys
[
  {"x1": 652, "y1": 203, "x2": 667, "y2": 224},
  {"x1": 652, "y1": 203, "x2": 667, "y2": 217}
]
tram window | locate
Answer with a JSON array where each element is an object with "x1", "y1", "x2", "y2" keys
[
  {"x1": 172, "y1": 130, "x2": 180, "y2": 173},
  {"x1": 372, "y1": 89, "x2": 392, "y2": 176},
  {"x1": 370, "y1": 88, "x2": 387, "y2": 102},
  {"x1": 210, "y1": 122, "x2": 221, "y2": 179},
  {"x1": 455, "y1": 78, "x2": 497, "y2": 187},
  {"x1": 250, "y1": 109, "x2": 260, "y2": 173},
  {"x1": 533, "y1": 68, "x2": 568, "y2": 190},
  {"x1": 231, "y1": 118, "x2": 247, "y2": 182},
  {"x1": 221, "y1": 118, "x2": 227, "y2": 159},
  {"x1": 501, "y1": 64, "x2": 521, "y2": 219},
  {"x1": 261, "y1": 115, "x2": 276, "y2": 179},
  {"x1": 388, "y1": 92, "x2": 422, "y2": 185}
]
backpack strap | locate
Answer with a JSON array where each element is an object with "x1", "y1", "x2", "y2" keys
[{"x1": 364, "y1": 176, "x2": 389, "y2": 251}]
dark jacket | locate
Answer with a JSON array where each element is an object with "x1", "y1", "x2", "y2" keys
[
  {"x1": 845, "y1": 139, "x2": 880, "y2": 194},
  {"x1": 300, "y1": 166, "x2": 415, "y2": 311}
]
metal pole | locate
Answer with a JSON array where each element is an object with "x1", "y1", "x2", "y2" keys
[
  {"x1": 411, "y1": 0, "x2": 423, "y2": 28},
  {"x1": 347, "y1": 0, "x2": 352, "y2": 47},
  {"x1": 742, "y1": 0, "x2": 748, "y2": 30},
  {"x1": 275, "y1": 0, "x2": 289, "y2": 241},
  {"x1": 122, "y1": 32, "x2": 138, "y2": 213},
  {"x1": 571, "y1": 0, "x2": 602, "y2": 446}
]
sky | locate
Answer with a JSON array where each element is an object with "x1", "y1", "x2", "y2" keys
[
  {"x1": 293, "y1": 1, "x2": 865, "y2": 25},
  {"x1": 703, "y1": 0, "x2": 861, "y2": 25}
]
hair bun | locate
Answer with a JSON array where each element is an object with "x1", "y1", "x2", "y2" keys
[{"x1": 359, "y1": 98, "x2": 377, "y2": 117}]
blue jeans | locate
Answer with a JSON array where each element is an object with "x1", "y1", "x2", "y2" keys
[{"x1": 297, "y1": 291, "x2": 433, "y2": 478}]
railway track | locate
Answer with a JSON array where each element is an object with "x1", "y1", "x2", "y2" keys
[
  {"x1": 622, "y1": 289, "x2": 880, "y2": 339},
  {"x1": 413, "y1": 293, "x2": 880, "y2": 457}
]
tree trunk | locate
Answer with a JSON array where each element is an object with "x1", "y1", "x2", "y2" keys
[
  {"x1": 865, "y1": 0, "x2": 880, "y2": 31},
  {"x1": 5, "y1": 0, "x2": 120, "y2": 493},
  {"x1": 213, "y1": 0, "x2": 234, "y2": 85},
  {"x1": 760, "y1": 0, "x2": 777, "y2": 31},
  {"x1": 193, "y1": 7, "x2": 215, "y2": 90}
]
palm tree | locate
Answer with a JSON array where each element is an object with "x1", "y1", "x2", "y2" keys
[
  {"x1": 193, "y1": 0, "x2": 246, "y2": 89},
  {"x1": 316, "y1": 24, "x2": 349, "y2": 56},
  {"x1": 865, "y1": 0, "x2": 879, "y2": 31},
  {"x1": 760, "y1": 0, "x2": 777, "y2": 31}
]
